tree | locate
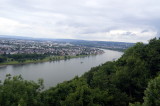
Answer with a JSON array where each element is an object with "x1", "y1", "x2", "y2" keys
[
  {"x1": 143, "y1": 75, "x2": 160, "y2": 106},
  {"x1": 0, "y1": 56, "x2": 7, "y2": 63},
  {"x1": 0, "y1": 75, "x2": 44, "y2": 106}
]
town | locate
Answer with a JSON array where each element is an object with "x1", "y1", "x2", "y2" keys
[{"x1": 0, "y1": 38, "x2": 104, "y2": 56}]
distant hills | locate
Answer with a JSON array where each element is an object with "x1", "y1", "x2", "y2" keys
[
  {"x1": 0, "y1": 35, "x2": 33, "y2": 39},
  {"x1": 0, "y1": 35, "x2": 135, "y2": 51}
]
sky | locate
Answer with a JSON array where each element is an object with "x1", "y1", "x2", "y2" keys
[{"x1": 0, "y1": 0, "x2": 160, "y2": 43}]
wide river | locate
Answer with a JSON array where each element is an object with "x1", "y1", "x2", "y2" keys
[{"x1": 0, "y1": 49, "x2": 123, "y2": 89}]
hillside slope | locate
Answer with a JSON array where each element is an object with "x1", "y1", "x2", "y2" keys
[{"x1": 42, "y1": 38, "x2": 160, "y2": 106}]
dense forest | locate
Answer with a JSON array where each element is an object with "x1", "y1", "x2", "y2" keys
[
  {"x1": 0, "y1": 53, "x2": 47, "y2": 63},
  {"x1": 0, "y1": 38, "x2": 160, "y2": 106}
]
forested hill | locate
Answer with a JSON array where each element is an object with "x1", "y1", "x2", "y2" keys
[{"x1": 0, "y1": 38, "x2": 160, "y2": 106}]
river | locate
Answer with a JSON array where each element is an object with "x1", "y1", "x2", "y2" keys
[{"x1": 0, "y1": 49, "x2": 123, "y2": 89}]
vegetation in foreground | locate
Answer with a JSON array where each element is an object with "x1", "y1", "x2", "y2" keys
[{"x1": 0, "y1": 38, "x2": 160, "y2": 106}]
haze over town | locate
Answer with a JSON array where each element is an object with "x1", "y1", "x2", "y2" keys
[{"x1": 0, "y1": 0, "x2": 160, "y2": 43}]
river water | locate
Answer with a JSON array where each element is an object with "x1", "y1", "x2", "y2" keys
[{"x1": 0, "y1": 49, "x2": 123, "y2": 89}]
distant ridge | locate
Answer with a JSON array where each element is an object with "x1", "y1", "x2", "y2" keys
[
  {"x1": 0, "y1": 35, "x2": 33, "y2": 39},
  {"x1": 0, "y1": 35, "x2": 83, "y2": 41},
  {"x1": 0, "y1": 35, "x2": 134, "y2": 44}
]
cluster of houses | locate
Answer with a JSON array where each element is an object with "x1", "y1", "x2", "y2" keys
[{"x1": 0, "y1": 39, "x2": 104, "y2": 56}]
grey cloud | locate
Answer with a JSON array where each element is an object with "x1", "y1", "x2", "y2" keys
[
  {"x1": 141, "y1": 30, "x2": 149, "y2": 33},
  {"x1": 123, "y1": 32, "x2": 136, "y2": 36},
  {"x1": 0, "y1": 0, "x2": 159, "y2": 42}
]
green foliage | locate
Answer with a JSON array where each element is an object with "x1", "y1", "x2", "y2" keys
[
  {"x1": 0, "y1": 74, "x2": 44, "y2": 106},
  {"x1": 8, "y1": 53, "x2": 47, "y2": 61},
  {"x1": 145, "y1": 38, "x2": 160, "y2": 76},
  {"x1": 0, "y1": 56, "x2": 7, "y2": 63},
  {"x1": 129, "y1": 102, "x2": 142, "y2": 106},
  {"x1": 143, "y1": 75, "x2": 160, "y2": 106},
  {"x1": 114, "y1": 56, "x2": 149, "y2": 102}
]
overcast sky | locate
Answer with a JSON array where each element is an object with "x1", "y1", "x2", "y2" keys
[{"x1": 0, "y1": 0, "x2": 160, "y2": 43}]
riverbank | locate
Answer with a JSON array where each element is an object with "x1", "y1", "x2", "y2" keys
[
  {"x1": 0, "y1": 55, "x2": 92, "y2": 66},
  {"x1": 0, "y1": 49, "x2": 123, "y2": 89},
  {"x1": 98, "y1": 48, "x2": 125, "y2": 52}
]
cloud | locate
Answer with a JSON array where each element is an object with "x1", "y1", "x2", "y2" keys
[
  {"x1": 0, "y1": 17, "x2": 29, "y2": 34},
  {"x1": 0, "y1": 0, "x2": 159, "y2": 42}
]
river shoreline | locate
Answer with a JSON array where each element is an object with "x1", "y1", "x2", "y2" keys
[
  {"x1": 0, "y1": 54, "x2": 95, "y2": 66},
  {"x1": 0, "y1": 49, "x2": 123, "y2": 89},
  {"x1": 0, "y1": 49, "x2": 121, "y2": 67}
]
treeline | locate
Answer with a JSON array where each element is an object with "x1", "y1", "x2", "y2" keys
[
  {"x1": 0, "y1": 53, "x2": 48, "y2": 63},
  {"x1": 7, "y1": 54, "x2": 47, "y2": 60},
  {"x1": 0, "y1": 38, "x2": 160, "y2": 106},
  {"x1": 0, "y1": 56, "x2": 7, "y2": 63}
]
